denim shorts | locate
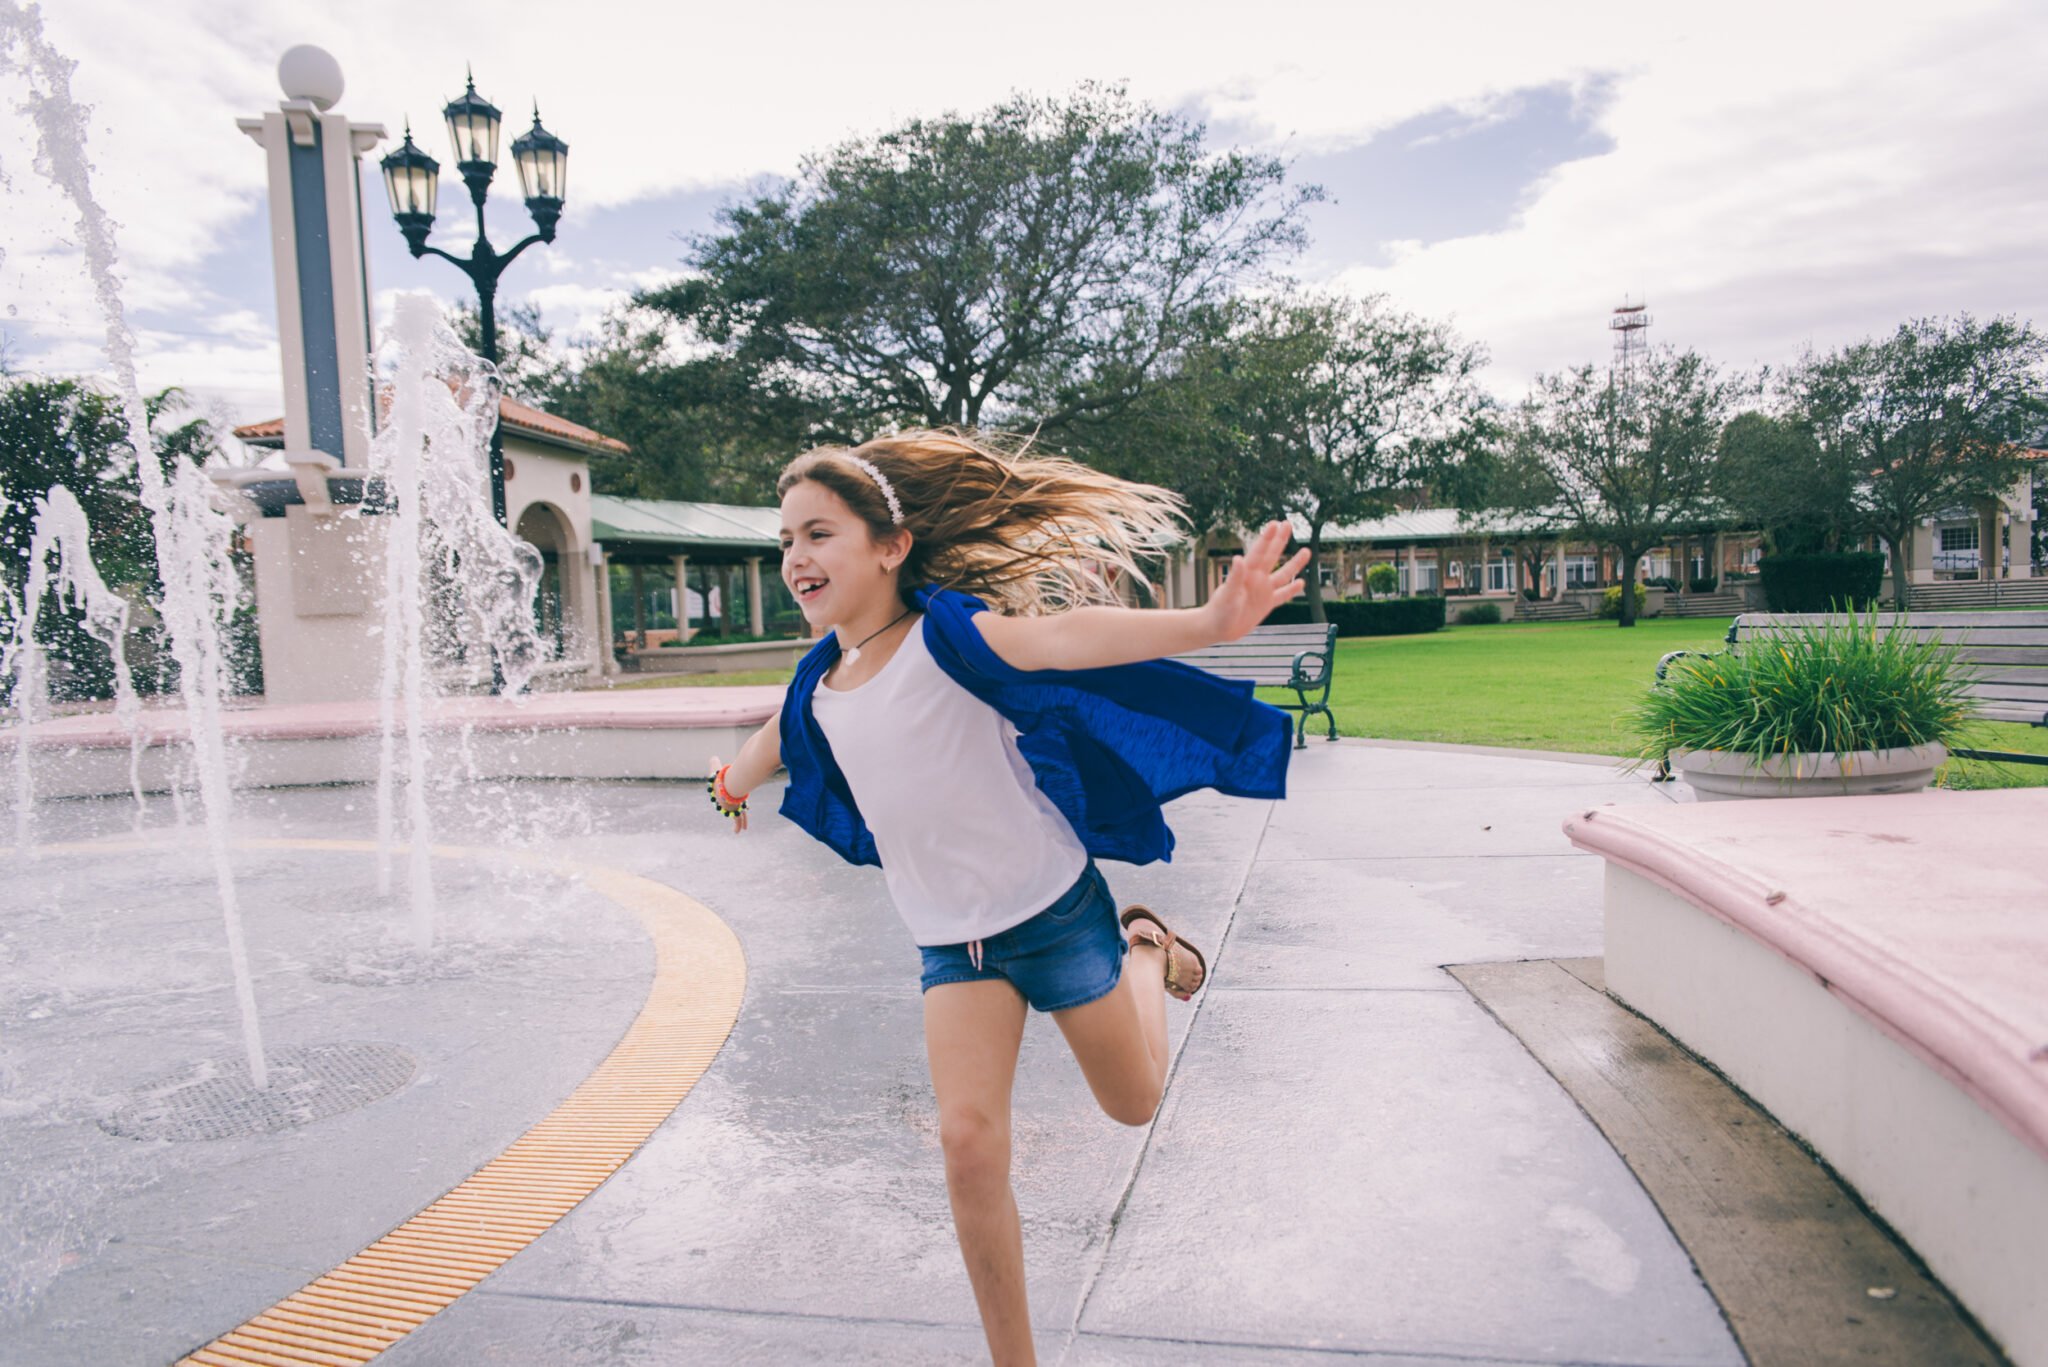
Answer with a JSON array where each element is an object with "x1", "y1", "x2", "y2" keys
[{"x1": 917, "y1": 861, "x2": 1126, "y2": 1013}]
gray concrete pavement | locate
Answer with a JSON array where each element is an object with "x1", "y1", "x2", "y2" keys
[{"x1": 1, "y1": 740, "x2": 1739, "y2": 1365}]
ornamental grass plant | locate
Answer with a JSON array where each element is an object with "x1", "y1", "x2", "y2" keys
[{"x1": 1630, "y1": 610, "x2": 1978, "y2": 771}]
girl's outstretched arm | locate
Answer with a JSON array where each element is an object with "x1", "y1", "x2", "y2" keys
[
  {"x1": 709, "y1": 715, "x2": 783, "y2": 833},
  {"x1": 973, "y1": 520, "x2": 1311, "y2": 673}
]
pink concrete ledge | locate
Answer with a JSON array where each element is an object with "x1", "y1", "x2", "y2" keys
[
  {"x1": 1565, "y1": 791, "x2": 2048, "y2": 1163},
  {"x1": 0, "y1": 686, "x2": 787, "y2": 751}
]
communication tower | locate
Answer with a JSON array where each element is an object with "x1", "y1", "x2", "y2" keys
[{"x1": 1610, "y1": 298, "x2": 1651, "y2": 388}]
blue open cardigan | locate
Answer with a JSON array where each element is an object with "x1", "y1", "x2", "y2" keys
[{"x1": 777, "y1": 584, "x2": 1293, "y2": 867}]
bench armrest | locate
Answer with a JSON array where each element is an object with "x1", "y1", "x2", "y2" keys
[
  {"x1": 1656, "y1": 648, "x2": 1722, "y2": 683},
  {"x1": 1288, "y1": 648, "x2": 1331, "y2": 689}
]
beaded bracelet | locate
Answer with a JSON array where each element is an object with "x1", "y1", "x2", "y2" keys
[{"x1": 707, "y1": 764, "x2": 748, "y2": 818}]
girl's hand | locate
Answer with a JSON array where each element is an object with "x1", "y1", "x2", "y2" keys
[
  {"x1": 1204, "y1": 521, "x2": 1311, "y2": 643},
  {"x1": 707, "y1": 756, "x2": 749, "y2": 834}
]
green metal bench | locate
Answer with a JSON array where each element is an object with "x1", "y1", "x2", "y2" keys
[
  {"x1": 1656, "y1": 610, "x2": 2048, "y2": 767},
  {"x1": 1175, "y1": 621, "x2": 1339, "y2": 750}
]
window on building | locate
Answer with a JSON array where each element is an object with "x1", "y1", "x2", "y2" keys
[
  {"x1": 1565, "y1": 555, "x2": 1598, "y2": 588},
  {"x1": 1940, "y1": 524, "x2": 1980, "y2": 552},
  {"x1": 1394, "y1": 559, "x2": 1440, "y2": 595},
  {"x1": 1485, "y1": 555, "x2": 1515, "y2": 593}
]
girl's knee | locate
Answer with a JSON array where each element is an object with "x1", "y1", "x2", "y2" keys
[
  {"x1": 1100, "y1": 1081, "x2": 1162, "y2": 1128},
  {"x1": 939, "y1": 1107, "x2": 1010, "y2": 1186}
]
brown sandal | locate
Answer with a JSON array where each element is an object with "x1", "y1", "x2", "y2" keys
[{"x1": 1119, "y1": 905, "x2": 1207, "y2": 1002}]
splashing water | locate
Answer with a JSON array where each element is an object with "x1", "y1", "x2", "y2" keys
[
  {"x1": 368, "y1": 296, "x2": 545, "y2": 947},
  {"x1": 1, "y1": 0, "x2": 268, "y2": 1088},
  {"x1": 3, "y1": 485, "x2": 151, "y2": 845}
]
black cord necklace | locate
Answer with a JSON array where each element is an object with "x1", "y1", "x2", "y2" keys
[{"x1": 840, "y1": 607, "x2": 914, "y2": 665}]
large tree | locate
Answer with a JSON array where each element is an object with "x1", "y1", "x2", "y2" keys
[
  {"x1": 1712, "y1": 409, "x2": 1857, "y2": 555},
  {"x1": 540, "y1": 313, "x2": 824, "y2": 505},
  {"x1": 1788, "y1": 314, "x2": 2045, "y2": 608},
  {"x1": 641, "y1": 84, "x2": 1319, "y2": 440},
  {"x1": 1, "y1": 377, "x2": 225, "y2": 697},
  {"x1": 1520, "y1": 346, "x2": 1738, "y2": 626},
  {"x1": 448, "y1": 300, "x2": 570, "y2": 405},
  {"x1": 1218, "y1": 292, "x2": 1488, "y2": 619},
  {"x1": 1454, "y1": 430, "x2": 1570, "y2": 601}
]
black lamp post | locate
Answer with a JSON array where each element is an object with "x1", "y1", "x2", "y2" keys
[{"x1": 378, "y1": 71, "x2": 568, "y2": 530}]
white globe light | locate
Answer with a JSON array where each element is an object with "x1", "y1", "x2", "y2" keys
[{"x1": 278, "y1": 45, "x2": 345, "y2": 111}]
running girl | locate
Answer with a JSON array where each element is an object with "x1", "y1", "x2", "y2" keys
[{"x1": 709, "y1": 430, "x2": 1307, "y2": 1365}]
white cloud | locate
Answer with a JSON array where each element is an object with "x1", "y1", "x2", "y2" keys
[
  {"x1": 6, "y1": 0, "x2": 2044, "y2": 424},
  {"x1": 1329, "y1": 2, "x2": 2048, "y2": 392}
]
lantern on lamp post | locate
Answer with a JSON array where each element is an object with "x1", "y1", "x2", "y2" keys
[{"x1": 376, "y1": 70, "x2": 568, "y2": 529}]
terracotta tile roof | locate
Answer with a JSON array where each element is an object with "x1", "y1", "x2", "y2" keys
[
  {"x1": 501, "y1": 397, "x2": 630, "y2": 455},
  {"x1": 232, "y1": 397, "x2": 628, "y2": 456}
]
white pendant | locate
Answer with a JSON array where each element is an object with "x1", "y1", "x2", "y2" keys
[{"x1": 843, "y1": 646, "x2": 861, "y2": 665}]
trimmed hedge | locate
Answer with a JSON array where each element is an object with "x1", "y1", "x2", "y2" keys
[
  {"x1": 1455, "y1": 602, "x2": 1503, "y2": 625},
  {"x1": 1266, "y1": 596, "x2": 1445, "y2": 636},
  {"x1": 1597, "y1": 583, "x2": 1649, "y2": 619},
  {"x1": 1758, "y1": 552, "x2": 1884, "y2": 612}
]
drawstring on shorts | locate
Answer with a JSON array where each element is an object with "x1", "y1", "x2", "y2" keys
[{"x1": 968, "y1": 939, "x2": 984, "y2": 971}]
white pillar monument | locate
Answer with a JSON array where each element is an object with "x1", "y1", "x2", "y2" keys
[{"x1": 209, "y1": 48, "x2": 393, "y2": 705}]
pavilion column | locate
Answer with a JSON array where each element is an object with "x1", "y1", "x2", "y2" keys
[
  {"x1": 1713, "y1": 531, "x2": 1727, "y2": 586},
  {"x1": 747, "y1": 556, "x2": 766, "y2": 635},
  {"x1": 1405, "y1": 543, "x2": 1419, "y2": 596},
  {"x1": 1478, "y1": 537, "x2": 1491, "y2": 593},
  {"x1": 1553, "y1": 538, "x2": 1568, "y2": 599},
  {"x1": 2013, "y1": 510, "x2": 2037, "y2": 579},
  {"x1": 671, "y1": 554, "x2": 693, "y2": 644},
  {"x1": 595, "y1": 548, "x2": 619, "y2": 676},
  {"x1": 720, "y1": 564, "x2": 737, "y2": 633},
  {"x1": 630, "y1": 562, "x2": 648, "y2": 650},
  {"x1": 1984, "y1": 500, "x2": 2004, "y2": 579}
]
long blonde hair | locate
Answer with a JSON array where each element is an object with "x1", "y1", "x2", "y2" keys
[{"x1": 776, "y1": 429, "x2": 1187, "y2": 616}]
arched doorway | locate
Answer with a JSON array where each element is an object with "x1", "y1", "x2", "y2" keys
[{"x1": 515, "y1": 501, "x2": 579, "y2": 662}]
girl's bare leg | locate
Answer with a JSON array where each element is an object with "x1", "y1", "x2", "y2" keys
[
  {"x1": 923, "y1": 980, "x2": 1036, "y2": 1366},
  {"x1": 1051, "y1": 943, "x2": 1170, "y2": 1127}
]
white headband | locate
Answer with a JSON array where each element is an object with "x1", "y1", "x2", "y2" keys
[{"x1": 843, "y1": 454, "x2": 904, "y2": 526}]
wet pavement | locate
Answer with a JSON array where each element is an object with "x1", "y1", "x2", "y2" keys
[{"x1": 2, "y1": 740, "x2": 1743, "y2": 1366}]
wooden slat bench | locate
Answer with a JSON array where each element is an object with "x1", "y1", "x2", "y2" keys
[
  {"x1": 1174, "y1": 621, "x2": 1339, "y2": 749},
  {"x1": 1657, "y1": 610, "x2": 2048, "y2": 766}
]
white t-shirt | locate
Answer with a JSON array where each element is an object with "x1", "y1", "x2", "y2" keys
[{"x1": 810, "y1": 617, "x2": 1088, "y2": 946}]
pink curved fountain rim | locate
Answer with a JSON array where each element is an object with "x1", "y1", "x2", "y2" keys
[
  {"x1": 0, "y1": 686, "x2": 787, "y2": 750},
  {"x1": 1565, "y1": 790, "x2": 2048, "y2": 1162}
]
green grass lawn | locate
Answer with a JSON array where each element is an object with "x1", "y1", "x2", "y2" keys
[
  {"x1": 604, "y1": 668, "x2": 797, "y2": 690},
  {"x1": 590, "y1": 615, "x2": 2048, "y2": 787},
  {"x1": 1252, "y1": 616, "x2": 2048, "y2": 788}
]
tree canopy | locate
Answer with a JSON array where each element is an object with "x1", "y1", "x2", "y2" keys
[
  {"x1": 1, "y1": 377, "x2": 223, "y2": 697},
  {"x1": 639, "y1": 84, "x2": 1319, "y2": 443},
  {"x1": 1788, "y1": 314, "x2": 2044, "y2": 607},
  {"x1": 1213, "y1": 293, "x2": 1489, "y2": 616},
  {"x1": 1517, "y1": 347, "x2": 1737, "y2": 625}
]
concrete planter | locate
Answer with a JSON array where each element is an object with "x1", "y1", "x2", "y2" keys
[{"x1": 1672, "y1": 743, "x2": 1946, "y2": 801}]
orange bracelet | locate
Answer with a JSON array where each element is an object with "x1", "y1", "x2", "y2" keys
[{"x1": 711, "y1": 764, "x2": 748, "y2": 814}]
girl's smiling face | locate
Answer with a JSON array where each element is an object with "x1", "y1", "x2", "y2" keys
[{"x1": 779, "y1": 478, "x2": 907, "y2": 623}]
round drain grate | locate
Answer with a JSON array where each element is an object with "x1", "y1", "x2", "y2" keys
[{"x1": 102, "y1": 1042, "x2": 417, "y2": 1143}]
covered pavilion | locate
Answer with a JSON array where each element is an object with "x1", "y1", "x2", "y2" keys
[{"x1": 588, "y1": 496, "x2": 802, "y2": 664}]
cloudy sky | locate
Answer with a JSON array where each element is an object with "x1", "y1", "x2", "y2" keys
[{"x1": 5, "y1": 0, "x2": 2045, "y2": 439}]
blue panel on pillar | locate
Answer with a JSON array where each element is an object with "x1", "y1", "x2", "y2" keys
[{"x1": 289, "y1": 121, "x2": 346, "y2": 459}]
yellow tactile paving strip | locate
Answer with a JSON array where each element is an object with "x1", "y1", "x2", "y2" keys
[{"x1": 39, "y1": 837, "x2": 746, "y2": 1367}]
